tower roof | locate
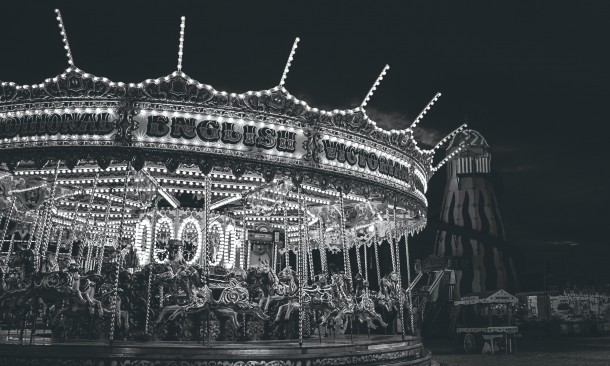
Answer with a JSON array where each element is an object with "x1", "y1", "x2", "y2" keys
[
  {"x1": 447, "y1": 129, "x2": 489, "y2": 157},
  {"x1": 447, "y1": 129, "x2": 488, "y2": 150}
]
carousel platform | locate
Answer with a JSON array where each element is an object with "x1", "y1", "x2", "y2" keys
[{"x1": 0, "y1": 333, "x2": 432, "y2": 366}]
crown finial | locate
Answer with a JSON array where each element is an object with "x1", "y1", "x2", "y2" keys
[
  {"x1": 431, "y1": 139, "x2": 468, "y2": 173},
  {"x1": 54, "y1": 9, "x2": 74, "y2": 67},
  {"x1": 177, "y1": 16, "x2": 186, "y2": 71},
  {"x1": 361, "y1": 64, "x2": 390, "y2": 108},
  {"x1": 279, "y1": 37, "x2": 300, "y2": 87},
  {"x1": 430, "y1": 123, "x2": 468, "y2": 152},
  {"x1": 409, "y1": 92, "x2": 442, "y2": 129}
]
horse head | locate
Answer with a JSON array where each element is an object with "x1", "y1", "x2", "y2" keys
[
  {"x1": 8, "y1": 249, "x2": 36, "y2": 276},
  {"x1": 79, "y1": 273, "x2": 105, "y2": 298}
]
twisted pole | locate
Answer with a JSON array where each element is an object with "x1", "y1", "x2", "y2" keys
[
  {"x1": 66, "y1": 199, "x2": 81, "y2": 258},
  {"x1": 393, "y1": 204, "x2": 405, "y2": 339},
  {"x1": 26, "y1": 208, "x2": 41, "y2": 250},
  {"x1": 355, "y1": 241, "x2": 362, "y2": 276},
  {"x1": 0, "y1": 198, "x2": 15, "y2": 253},
  {"x1": 338, "y1": 189, "x2": 352, "y2": 290},
  {"x1": 144, "y1": 196, "x2": 159, "y2": 335},
  {"x1": 304, "y1": 202, "x2": 313, "y2": 283},
  {"x1": 202, "y1": 175, "x2": 210, "y2": 278},
  {"x1": 374, "y1": 234, "x2": 382, "y2": 289},
  {"x1": 363, "y1": 241, "x2": 368, "y2": 282},
  {"x1": 4, "y1": 230, "x2": 17, "y2": 274},
  {"x1": 53, "y1": 226, "x2": 63, "y2": 257},
  {"x1": 109, "y1": 163, "x2": 131, "y2": 344},
  {"x1": 404, "y1": 231, "x2": 414, "y2": 335},
  {"x1": 96, "y1": 190, "x2": 113, "y2": 275},
  {"x1": 297, "y1": 186, "x2": 304, "y2": 347},
  {"x1": 39, "y1": 161, "x2": 62, "y2": 265},
  {"x1": 84, "y1": 225, "x2": 96, "y2": 272},
  {"x1": 386, "y1": 209, "x2": 397, "y2": 273},
  {"x1": 282, "y1": 193, "x2": 289, "y2": 270},
  {"x1": 77, "y1": 173, "x2": 100, "y2": 269},
  {"x1": 243, "y1": 213, "x2": 249, "y2": 270},
  {"x1": 318, "y1": 219, "x2": 328, "y2": 275},
  {"x1": 201, "y1": 175, "x2": 210, "y2": 345}
]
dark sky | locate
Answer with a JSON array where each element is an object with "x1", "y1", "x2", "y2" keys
[{"x1": 1, "y1": 1, "x2": 609, "y2": 256}]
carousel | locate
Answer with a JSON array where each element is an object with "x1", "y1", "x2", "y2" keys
[{"x1": 0, "y1": 11, "x2": 468, "y2": 366}]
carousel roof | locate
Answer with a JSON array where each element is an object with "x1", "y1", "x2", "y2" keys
[
  {"x1": 0, "y1": 10, "x2": 471, "y2": 255},
  {"x1": 0, "y1": 12, "x2": 465, "y2": 167}
]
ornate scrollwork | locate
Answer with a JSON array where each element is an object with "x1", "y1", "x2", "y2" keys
[
  {"x1": 242, "y1": 90, "x2": 307, "y2": 118},
  {"x1": 0, "y1": 68, "x2": 433, "y2": 171},
  {"x1": 141, "y1": 74, "x2": 215, "y2": 105}
]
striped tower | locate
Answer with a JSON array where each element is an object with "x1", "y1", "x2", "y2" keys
[{"x1": 434, "y1": 129, "x2": 519, "y2": 300}]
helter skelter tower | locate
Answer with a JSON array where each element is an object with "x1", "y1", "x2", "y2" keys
[{"x1": 434, "y1": 129, "x2": 519, "y2": 300}]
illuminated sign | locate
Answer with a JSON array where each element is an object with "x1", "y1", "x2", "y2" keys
[
  {"x1": 0, "y1": 113, "x2": 116, "y2": 138},
  {"x1": 322, "y1": 139, "x2": 410, "y2": 182},
  {"x1": 248, "y1": 230, "x2": 284, "y2": 244},
  {"x1": 248, "y1": 231, "x2": 274, "y2": 242},
  {"x1": 145, "y1": 116, "x2": 297, "y2": 153},
  {"x1": 0, "y1": 109, "x2": 420, "y2": 196}
]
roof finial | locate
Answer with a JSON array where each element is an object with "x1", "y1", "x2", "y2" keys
[
  {"x1": 409, "y1": 92, "x2": 442, "y2": 129},
  {"x1": 54, "y1": 9, "x2": 74, "y2": 67},
  {"x1": 177, "y1": 16, "x2": 186, "y2": 72},
  {"x1": 361, "y1": 64, "x2": 390, "y2": 108},
  {"x1": 279, "y1": 37, "x2": 300, "y2": 87}
]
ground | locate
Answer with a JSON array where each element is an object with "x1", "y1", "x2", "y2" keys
[{"x1": 427, "y1": 334, "x2": 610, "y2": 366}]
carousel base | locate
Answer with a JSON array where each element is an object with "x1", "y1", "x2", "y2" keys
[{"x1": 0, "y1": 333, "x2": 432, "y2": 366}]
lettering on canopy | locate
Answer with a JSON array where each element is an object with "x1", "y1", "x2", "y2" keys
[
  {"x1": 145, "y1": 115, "x2": 298, "y2": 153},
  {"x1": 0, "y1": 113, "x2": 116, "y2": 139},
  {"x1": 321, "y1": 139, "x2": 410, "y2": 183}
]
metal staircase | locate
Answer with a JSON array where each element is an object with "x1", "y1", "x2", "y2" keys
[{"x1": 407, "y1": 255, "x2": 468, "y2": 337}]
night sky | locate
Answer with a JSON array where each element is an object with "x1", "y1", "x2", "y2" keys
[{"x1": 1, "y1": 1, "x2": 609, "y2": 280}]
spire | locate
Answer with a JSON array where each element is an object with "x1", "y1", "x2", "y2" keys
[
  {"x1": 279, "y1": 37, "x2": 300, "y2": 87},
  {"x1": 409, "y1": 92, "x2": 441, "y2": 129},
  {"x1": 361, "y1": 64, "x2": 390, "y2": 108},
  {"x1": 54, "y1": 9, "x2": 74, "y2": 67},
  {"x1": 177, "y1": 16, "x2": 186, "y2": 72}
]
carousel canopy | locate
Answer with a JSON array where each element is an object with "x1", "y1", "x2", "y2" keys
[{"x1": 0, "y1": 11, "x2": 468, "y2": 254}]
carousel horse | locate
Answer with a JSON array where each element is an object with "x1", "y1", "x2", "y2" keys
[
  {"x1": 2, "y1": 266, "x2": 27, "y2": 293},
  {"x1": 155, "y1": 284, "x2": 214, "y2": 324},
  {"x1": 273, "y1": 271, "x2": 336, "y2": 327},
  {"x1": 213, "y1": 278, "x2": 270, "y2": 328},
  {"x1": 156, "y1": 274, "x2": 268, "y2": 331},
  {"x1": 95, "y1": 266, "x2": 134, "y2": 336},
  {"x1": 302, "y1": 283, "x2": 336, "y2": 326},
  {"x1": 264, "y1": 265, "x2": 298, "y2": 312},
  {"x1": 244, "y1": 262, "x2": 273, "y2": 309},
  {"x1": 0, "y1": 266, "x2": 30, "y2": 314},
  {"x1": 153, "y1": 258, "x2": 209, "y2": 325},
  {"x1": 377, "y1": 271, "x2": 403, "y2": 313},
  {"x1": 328, "y1": 273, "x2": 356, "y2": 330},
  {"x1": 269, "y1": 266, "x2": 299, "y2": 321},
  {"x1": 0, "y1": 249, "x2": 104, "y2": 316},
  {"x1": 76, "y1": 272, "x2": 107, "y2": 316},
  {"x1": 170, "y1": 263, "x2": 204, "y2": 300},
  {"x1": 1, "y1": 249, "x2": 108, "y2": 341},
  {"x1": 353, "y1": 281, "x2": 387, "y2": 330},
  {"x1": 40, "y1": 251, "x2": 59, "y2": 273},
  {"x1": 146, "y1": 258, "x2": 203, "y2": 304},
  {"x1": 57, "y1": 254, "x2": 73, "y2": 272},
  {"x1": 50, "y1": 271, "x2": 112, "y2": 335}
]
